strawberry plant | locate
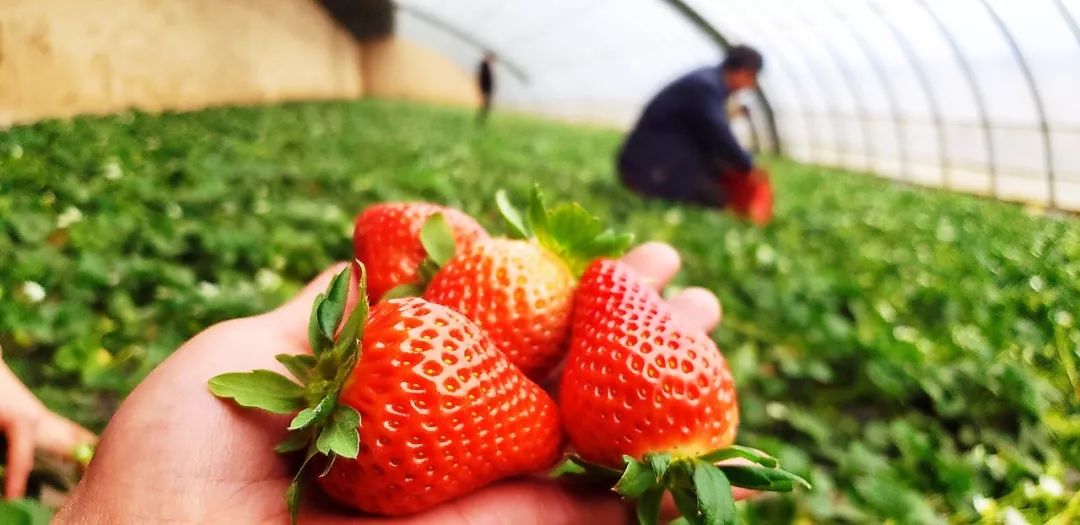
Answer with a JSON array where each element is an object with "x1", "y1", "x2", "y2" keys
[{"x1": 1, "y1": 99, "x2": 1076, "y2": 523}]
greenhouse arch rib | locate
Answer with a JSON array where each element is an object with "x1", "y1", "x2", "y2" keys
[
  {"x1": 660, "y1": 0, "x2": 782, "y2": 155},
  {"x1": 727, "y1": 1, "x2": 847, "y2": 166},
  {"x1": 826, "y1": 0, "x2": 908, "y2": 181},
  {"x1": 395, "y1": 3, "x2": 530, "y2": 84},
  {"x1": 978, "y1": 0, "x2": 1055, "y2": 208},
  {"x1": 869, "y1": 0, "x2": 950, "y2": 187},
  {"x1": 1056, "y1": 0, "x2": 1080, "y2": 48},
  {"x1": 915, "y1": 0, "x2": 998, "y2": 198}
]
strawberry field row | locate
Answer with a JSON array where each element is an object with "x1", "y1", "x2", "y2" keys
[{"x1": 0, "y1": 100, "x2": 1076, "y2": 523}]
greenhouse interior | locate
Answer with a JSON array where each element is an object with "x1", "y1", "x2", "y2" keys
[{"x1": 0, "y1": 0, "x2": 1078, "y2": 523}]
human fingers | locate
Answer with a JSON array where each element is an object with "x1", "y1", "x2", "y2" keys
[
  {"x1": 668, "y1": 286, "x2": 723, "y2": 333},
  {"x1": 620, "y1": 243, "x2": 723, "y2": 333},
  {"x1": 620, "y1": 242, "x2": 680, "y2": 289},
  {"x1": 305, "y1": 478, "x2": 630, "y2": 525},
  {"x1": 35, "y1": 414, "x2": 98, "y2": 460},
  {"x1": 2, "y1": 419, "x2": 35, "y2": 500}
]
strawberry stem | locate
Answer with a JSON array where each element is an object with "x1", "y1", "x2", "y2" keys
[
  {"x1": 207, "y1": 262, "x2": 370, "y2": 524},
  {"x1": 552, "y1": 446, "x2": 810, "y2": 525},
  {"x1": 495, "y1": 186, "x2": 634, "y2": 277}
]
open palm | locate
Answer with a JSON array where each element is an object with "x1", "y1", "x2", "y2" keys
[{"x1": 54, "y1": 242, "x2": 732, "y2": 524}]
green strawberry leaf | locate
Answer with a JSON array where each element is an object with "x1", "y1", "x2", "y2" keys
[
  {"x1": 315, "y1": 405, "x2": 361, "y2": 459},
  {"x1": 637, "y1": 486, "x2": 665, "y2": 525},
  {"x1": 285, "y1": 450, "x2": 317, "y2": 525},
  {"x1": 417, "y1": 257, "x2": 441, "y2": 283},
  {"x1": 693, "y1": 461, "x2": 736, "y2": 525},
  {"x1": 316, "y1": 268, "x2": 351, "y2": 341},
  {"x1": 718, "y1": 464, "x2": 810, "y2": 491},
  {"x1": 699, "y1": 445, "x2": 779, "y2": 468},
  {"x1": 527, "y1": 186, "x2": 548, "y2": 240},
  {"x1": 210, "y1": 264, "x2": 374, "y2": 525},
  {"x1": 330, "y1": 265, "x2": 368, "y2": 360},
  {"x1": 390, "y1": 216, "x2": 456, "y2": 299},
  {"x1": 646, "y1": 452, "x2": 672, "y2": 482},
  {"x1": 549, "y1": 457, "x2": 587, "y2": 477},
  {"x1": 382, "y1": 282, "x2": 424, "y2": 300},
  {"x1": 549, "y1": 454, "x2": 622, "y2": 479},
  {"x1": 207, "y1": 370, "x2": 304, "y2": 414},
  {"x1": 672, "y1": 486, "x2": 705, "y2": 525},
  {"x1": 275, "y1": 429, "x2": 312, "y2": 454},
  {"x1": 285, "y1": 479, "x2": 301, "y2": 525},
  {"x1": 289, "y1": 394, "x2": 334, "y2": 430},
  {"x1": 496, "y1": 189, "x2": 530, "y2": 238},
  {"x1": 307, "y1": 293, "x2": 329, "y2": 354},
  {"x1": 276, "y1": 354, "x2": 316, "y2": 384},
  {"x1": 420, "y1": 213, "x2": 456, "y2": 266},
  {"x1": 615, "y1": 456, "x2": 656, "y2": 499},
  {"x1": 318, "y1": 454, "x2": 337, "y2": 478},
  {"x1": 501, "y1": 185, "x2": 633, "y2": 276}
]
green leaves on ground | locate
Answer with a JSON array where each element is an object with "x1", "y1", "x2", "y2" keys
[{"x1": 3, "y1": 99, "x2": 1077, "y2": 523}]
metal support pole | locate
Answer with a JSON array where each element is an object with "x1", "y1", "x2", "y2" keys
[
  {"x1": 979, "y1": 0, "x2": 1056, "y2": 208},
  {"x1": 916, "y1": 0, "x2": 998, "y2": 197},
  {"x1": 869, "y1": 0, "x2": 950, "y2": 188}
]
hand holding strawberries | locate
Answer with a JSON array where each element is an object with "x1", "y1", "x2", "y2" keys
[
  {"x1": 54, "y1": 192, "x2": 806, "y2": 525},
  {"x1": 52, "y1": 242, "x2": 736, "y2": 524}
]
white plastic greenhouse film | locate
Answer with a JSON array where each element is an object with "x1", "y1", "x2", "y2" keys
[{"x1": 398, "y1": 0, "x2": 1078, "y2": 210}]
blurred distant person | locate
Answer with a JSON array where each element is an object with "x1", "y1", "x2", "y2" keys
[
  {"x1": 477, "y1": 52, "x2": 496, "y2": 124},
  {"x1": 618, "y1": 45, "x2": 773, "y2": 225}
]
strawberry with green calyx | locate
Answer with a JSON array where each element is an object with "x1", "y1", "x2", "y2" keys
[
  {"x1": 423, "y1": 188, "x2": 633, "y2": 379},
  {"x1": 208, "y1": 264, "x2": 562, "y2": 522},
  {"x1": 555, "y1": 259, "x2": 809, "y2": 525},
  {"x1": 353, "y1": 202, "x2": 488, "y2": 303}
]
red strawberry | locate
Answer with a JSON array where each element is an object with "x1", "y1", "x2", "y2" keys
[
  {"x1": 208, "y1": 266, "x2": 561, "y2": 521},
  {"x1": 353, "y1": 202, "x2": 488, "y2": 302},
  {"x1": 556, "y1": 259, "x2": 808, "y2": 525},
  {"x1": 423, "y1": 189, "x2": 632, "y2": 380}
]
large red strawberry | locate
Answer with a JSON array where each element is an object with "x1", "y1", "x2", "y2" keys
[
  {"x1": 353, "y1": 202, "x2": 488, "y2": 302},
  {"x1": 423, "y1": 189, "x2": 632, "y2": 379},
  {"x1": 208, "y1": 265, "x2": 561, "y2": 521},
  {"x1": 555, "y1": 259, "x2": 808, "y2": 525}
]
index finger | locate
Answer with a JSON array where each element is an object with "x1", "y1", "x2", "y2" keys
[
  {"x1": 619, "y1": 241, "x2": 681, "y2": 289},
  {"x1": 620, "y1": 242, "x2": 722, "y2": 333}
]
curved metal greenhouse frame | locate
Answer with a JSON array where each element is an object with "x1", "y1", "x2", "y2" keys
[{"x1": 389, "y1": 0, "x2": 1080, "y2": 211}]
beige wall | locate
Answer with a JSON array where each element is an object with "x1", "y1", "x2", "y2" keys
[
  {"x1": 362, "y1": 37, "x2": 480, "y2": 107},
  {"x1": 0, "y1": 0, "x2": 364, "y2": 126}
]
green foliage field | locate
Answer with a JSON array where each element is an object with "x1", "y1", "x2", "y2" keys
[{"x1": 1, "y1": 100, "x2": 1077, "y2": 523}]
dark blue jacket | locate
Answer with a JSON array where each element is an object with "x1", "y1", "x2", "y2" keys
[{"x1": 618, "y1": 66, "x2": 752, "y2": 200}]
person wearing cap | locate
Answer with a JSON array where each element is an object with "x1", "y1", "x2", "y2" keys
[{"x1": 618, "y1": 45, "x2": 772, "y2": 222}]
